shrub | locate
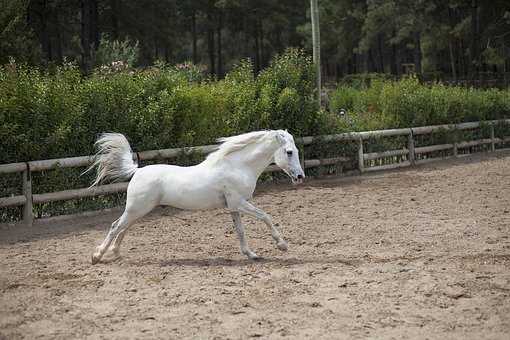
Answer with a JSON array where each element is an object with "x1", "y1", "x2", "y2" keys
[
  {"x1": 2, "y1": 55, "x2": 510, "y2": 165},
  {"x1": 0, "y1": 49, "x2": 320, "y2": 163},
  {"x1": 330, "y1": 75, "x2": 510, "y2": 130},
  {"x1": 222, "y1": 60, "x2": 260, "y2": 132},
  {"x1": 95, "y1": 35, "x2": 139, "y2": 68},
  {"x1": 0, "y1": 61, "x2": 84, "y2": 162},
  {"x1": 257, "y1": 48, "x2": 317, "y2": 135}
]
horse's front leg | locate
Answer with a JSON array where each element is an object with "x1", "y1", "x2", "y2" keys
[
  {"x1": 237, "y1": 200, "x2": 288, "y2": 252},
  {"x1": 231, "y1": 212, "x2": 260, "y2": 260}
]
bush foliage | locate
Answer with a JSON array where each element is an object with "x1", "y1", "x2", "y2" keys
[
  {"x1": 95, "y1": 35, "x2": 140, "y2": 68},
  {"x1": 1, "y1": 49, "x2": 510, "y2": 165},
  {"x1": 330, "y1": 76, "x2": 510, "y2": 131},
  {"x1": 1, "y1": 49, "x2": 321, "y2": 163}
]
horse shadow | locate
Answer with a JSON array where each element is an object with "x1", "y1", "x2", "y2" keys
[{"x1": 158, "y1": 256, "x2": 358, "y2": 268}]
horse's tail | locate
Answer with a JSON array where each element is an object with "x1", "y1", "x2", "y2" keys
[{"x1": 84, "y1": 133, "x2": 138, "y2": 187}]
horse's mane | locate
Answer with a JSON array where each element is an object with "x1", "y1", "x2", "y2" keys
[{"x1": 205, "y1": 130, "x2": 274, "y2": 165}]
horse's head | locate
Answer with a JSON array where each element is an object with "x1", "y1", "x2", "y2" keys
[{"x1": 273, "y1": 130, "x2": 305, "y2": 184}]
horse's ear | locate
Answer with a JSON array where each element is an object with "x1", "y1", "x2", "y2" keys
[{"x1": 275, "y1": 130, "x2": 286, "y2": 145}]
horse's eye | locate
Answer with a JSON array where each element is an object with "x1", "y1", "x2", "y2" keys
[{"x1": 286, "y1": 150, "x2": 293, "y2": 156}]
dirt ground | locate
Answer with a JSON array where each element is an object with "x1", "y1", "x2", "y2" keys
[{"x1": 1, "y1": 152, "x2": 510, "y2": 340}]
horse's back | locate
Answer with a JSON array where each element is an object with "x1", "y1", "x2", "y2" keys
[{"x1": 128, "y1": 163, "x2": 225, "y2": 210}]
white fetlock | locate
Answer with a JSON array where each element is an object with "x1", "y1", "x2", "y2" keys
[
  {"x1": 91, "y1": 247, "x2": 103, "y2": 265},
  {"x1": 244, "y1": 249, "x2": 261, "y2": 260},
  {"x1": 277, "y1": 240, "x2": 288, "y2": 251}
]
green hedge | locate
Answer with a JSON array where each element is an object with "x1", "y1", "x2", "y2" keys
[
  {"x1": 0, "y1": 49, "x2": 324, "y2": 164},
  {"x1": 2, "y1": 52, "x2": 510, "y2": 165},
  {"x1": 330, "y1": 76, "x2": 510, "y2": 131}
]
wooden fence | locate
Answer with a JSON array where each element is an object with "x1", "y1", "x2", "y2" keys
[{"x1": 1, "y1": 119, "x2": 510, "y2": 226}]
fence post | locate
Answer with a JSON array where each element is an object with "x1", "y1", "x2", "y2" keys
[
  {"x1": 453, "y1": 124, "x2": 458, "y2": 157},
  {"x1": 358, "y1": 137, "x2": 364, "y2": 173},
  {"x1": 490, "y1": 124, "x2": 495, "y2": 152},
  {"x1": 408, "y1": 129, "x2": 415, "y2": 165},
  {"x1": 22, "y1": 163, "x2": 34, "y2": 226}
]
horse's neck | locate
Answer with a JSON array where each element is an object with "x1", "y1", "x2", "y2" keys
[{"x1": 228, "y1": 140, "x2": 278, "y2": 177}]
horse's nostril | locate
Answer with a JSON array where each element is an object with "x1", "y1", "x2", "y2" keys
[{"x1": 297, "y1": 174, "x2": 303, "y2": 179}]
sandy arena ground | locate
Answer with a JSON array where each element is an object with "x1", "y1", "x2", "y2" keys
[{"x1": 1, "y1": 152, "x2": 510, "y2": 339}]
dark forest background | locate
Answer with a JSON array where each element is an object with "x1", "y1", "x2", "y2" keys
[{"x1": 1, "y1": 0, "x2": 510, "y2": 81}]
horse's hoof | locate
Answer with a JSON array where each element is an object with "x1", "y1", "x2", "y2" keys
[
  {"x1": 245, "y1": 252, "x2": 261, "y2": 261},
  {"x1": 91, "y1": 254, "x2": 100, "y2": 265},
  {"x1": 277, "y1": 241, "x2": 288, "y2": 251}
]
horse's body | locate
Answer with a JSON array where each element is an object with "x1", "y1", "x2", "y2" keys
[
  {"x1": 89, "y1": 130, "x2": 305, "y2": 264},
  {"x1": 130, "y1": 164, "x2": 227, "y2": 210}
]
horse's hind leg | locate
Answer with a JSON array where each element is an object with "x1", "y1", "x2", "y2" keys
[
  {"x1": 107, "y1": 229, "x2": 128, "y2": 259},
  {"x1": 91, "y1": 212, "x2": 131, "y2": 264},
  {"x1": 108, "y1": 206, "x2": 179, "y2": 259},
  {"x1": 91, "y1": 205, "x2": 153, "y2": 264}
]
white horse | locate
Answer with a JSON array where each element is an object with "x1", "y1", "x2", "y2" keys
[{"x1": 88, "y1": 130, "x2": 305, "y2": 264}]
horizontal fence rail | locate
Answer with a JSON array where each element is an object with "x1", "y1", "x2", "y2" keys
[{"x1": 1, "y1": 119, "x2": 510, "y2": 225}]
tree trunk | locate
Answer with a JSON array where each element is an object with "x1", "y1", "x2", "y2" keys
[
  {"x1": 259, "y1": 19, "x2": 265, "y2": 68},
  {"x1": 110, "y1": 0, "x2": 119, "y2": 40},
  {"x1": 275, "y1": 29, "x2": 282, "y2": 53},
  {"x1": 41, "y1": 4, "x2": 51, "y2": 62},
  {"x1": 217, "y1": 10, "x2": 223, "y2": 78},
  {"x1": 335, "y1": 62, "x2": 341, "y2": 81},
  {"x1": 253, "y1": 21, "x2": 260, "y2": 73},
  {"x1": 469, "y1": 0, "x2": 479, "y2": 78},
  {"x1": 207, "y1": 9, "x2": 215, "y2": 75},
  {"x1": 191, "y1": 10, "x2": 197, "y2": 64},
  {"x1": 29, "y1": 0, "x2": 52, "y2": 62},
  {"x1": 447, "y1": 6, "x2": 457, "y2": 81},
  {"x1": 310, "y1": 0, "x2": 321, "y2": 107},
  {"x1": 164, "y1": 44, "x2": 170, "y2": 63},
  {"x1": 80, "y1": 0, "x2": 99, "y2": 72},
  {"x1": 90, "y1": 0, "x2": 99, "y2": 49},
  {"x1": 390, "y1": 42, "x2": 398, "y2": 75},
  {"x1": 154, "y1": 38, "x2": 159, "y2": 61},
  {"x1": 448, "y1": 39, "x2": 457, "y2": 81},
  {"x1": 377, "y1": 34, "x2": 385, "y2": 72},
  {"x1": 413, "y1": 31, "x2": 422, "y2": 76},
  {"x1": 81, "y1": 0, "x2": 92, "y2": 72},
  {"x1": 54, "y1": 9, "x2": 63, "y2": 63},
  {"x1": 368, "y1": 49, "x2": 376, "y2": 72}
]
